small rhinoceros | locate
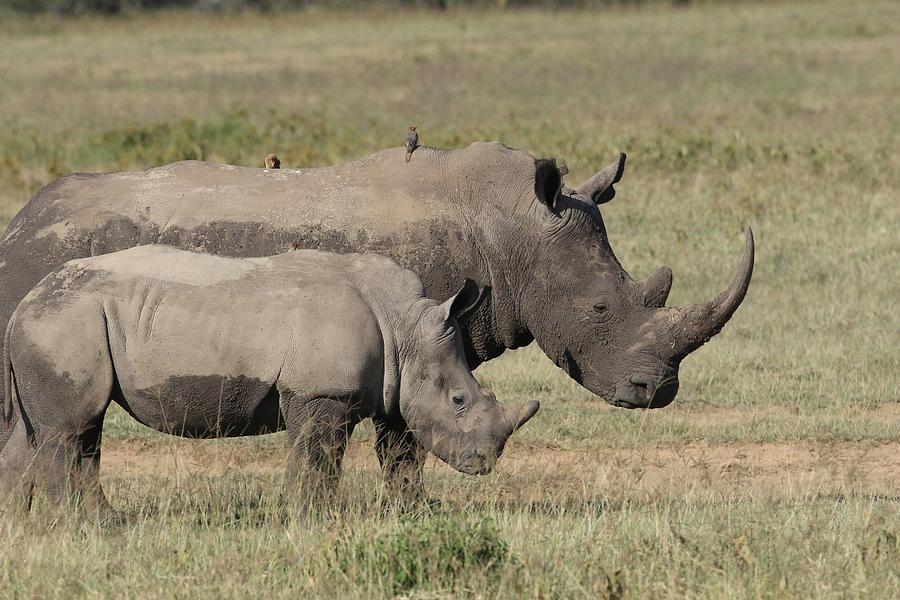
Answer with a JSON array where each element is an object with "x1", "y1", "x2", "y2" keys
[{"x1": 0, "y1": 246, "x2": 539, "y2": 512}]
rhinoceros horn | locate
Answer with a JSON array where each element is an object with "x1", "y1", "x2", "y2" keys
[
  {"x1": 505, "y1": 400, "x2": 541, "y2": 435},
  {"x1": 668, "y1": 228, "x2": 755, "y2": 358},
  {"x1": 640, "y1": 265, "x2": 674, "y2": 307},
  {"x1": 577, "y1": 153, "x2": 626, "y2": 205}
]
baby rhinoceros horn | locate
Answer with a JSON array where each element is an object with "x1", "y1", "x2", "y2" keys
[{"x1": 505, "y1": 400, "x2": 541, "y2": 436}]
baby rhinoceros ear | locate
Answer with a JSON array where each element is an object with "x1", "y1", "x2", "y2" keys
[{"x1": 438, "y1": 279, "x2": 490, "y2": 324}]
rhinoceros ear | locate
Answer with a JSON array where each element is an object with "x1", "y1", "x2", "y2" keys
[
  {"x1": 440, "y1": 279, "x2": 490, "y2": 323},
  {"x1": 577, "y1": 153, "x2": 626, "y2": 205},
  {"x1": 534, "y1": 158, "x2": 563, "y2": 214}
]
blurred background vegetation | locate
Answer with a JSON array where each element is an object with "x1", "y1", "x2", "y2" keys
[{"x1": 1, "y1": 0, "x2": 747, "y2": 16}]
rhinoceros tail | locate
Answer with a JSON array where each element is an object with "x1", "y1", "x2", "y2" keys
[{"x1": 3, "y1": 314, "x2": 16, "y2": 424}]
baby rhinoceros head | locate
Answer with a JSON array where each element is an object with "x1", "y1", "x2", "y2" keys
[{"x1": 399, "y1": 280, "x2": 540, "y2": 475}]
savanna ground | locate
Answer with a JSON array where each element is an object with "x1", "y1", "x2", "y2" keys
[{"x1": 0, "y1": 1, "x2": 899, "y2": 597}]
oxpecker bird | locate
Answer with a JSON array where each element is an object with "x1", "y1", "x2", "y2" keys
[
  {"x1": 264, "y1": 154, "x2": 281, "y2": 169},
  {"x1": 405, "y1": 126, "x2": 418, "y2": 163}
]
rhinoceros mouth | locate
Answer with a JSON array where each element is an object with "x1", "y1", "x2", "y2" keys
[
  {"x1": 438, "y1": 450, "x2": 495, "y2": 475},
  {"x1": 455, "y1": 459, "x2": 495, "y2": 476},
  {"x1": 613, "y1": 375, "x2": 680, "y2": 409}
]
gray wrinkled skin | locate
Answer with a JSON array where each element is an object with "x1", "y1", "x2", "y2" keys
[{"x1": 0, "y1": 247, "x2": 540, "y2": 511}]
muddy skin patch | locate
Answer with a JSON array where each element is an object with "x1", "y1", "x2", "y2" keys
[
  {"x1": 126, "y1": 375, "x2": 285, "y2": 439},
  {"x1": 558, "y1": 349, "x2": 583, "y2": 385},
  {"x1": 17, "y1": 266, "x2": 106, "y2": 317},
  {"x1": 0, "y1": 211, "x2": 162, "y2": 341},
  {"x1": 160, "y1": 220, "x2": 356, "y2": 258},
  {"x1": 6, "y1": 337, "x2": 96, "y2": 442}
]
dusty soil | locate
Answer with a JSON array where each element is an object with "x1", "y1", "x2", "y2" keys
[{"x1": 100, "y1": 436, "x2": 900, "y2": 502}]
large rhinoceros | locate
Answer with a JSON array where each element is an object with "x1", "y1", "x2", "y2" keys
[
  {"x1": 0, "y1": 246, "x2": 540, "y2": 512},
  {"x1": 0, "y1": 143, "x2": 754, "y2": 399},
  {"x1": 0, "y1": 142, "x2": 753, "y2": 476}
]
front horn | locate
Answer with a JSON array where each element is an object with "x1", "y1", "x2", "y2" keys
[{"x1": 670, "y1": 227, "x2": 755, "y2": 357}]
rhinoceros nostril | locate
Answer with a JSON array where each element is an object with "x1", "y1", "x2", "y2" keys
[
  {"x1": 649, "y1": 377, "x2": 679, "y2": 408},
  {"x1": 630, "y1": 375, "x2": 656, "y2": 404},
  {"x1": 632, "y1": 381, "x2": 649, "y2": 401}
]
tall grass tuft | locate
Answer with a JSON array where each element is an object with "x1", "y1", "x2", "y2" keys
[{"x1": 330, "y1": 513, "x2": 512, "y2": 594}]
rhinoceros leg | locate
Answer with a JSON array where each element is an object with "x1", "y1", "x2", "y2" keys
[
  {"x1": 28, "y1": 408, "x2": 112, "y2": 517},
  {"x1": 281, "y1": 395, "x2": 355, "y2": 504},
  {"x1": 9, "y1": 317, "x2": 115, "y2": 516},
  {"x1": 0, "y1": 419, "x2": 109, "y2": 517},
  {"x1": 372, "y1": 416, "x2": 426, "y2": 501},
  {"x1": 68, "y1": 419, "x2": 113, "y2": 518},
  {"x1": 0, "y1": 419, "x2": 14, "y2": 463},
  {"x1": 0, "y1": 419, "x2": 36, "y2": 513}
]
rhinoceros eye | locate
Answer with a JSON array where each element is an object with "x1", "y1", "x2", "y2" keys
[
  {"x1": 593, "y1": 303, "x2": 608, "y2": 314},
  {"x1": 451, "y1": 394, "x2": 471, "y2": 415}
]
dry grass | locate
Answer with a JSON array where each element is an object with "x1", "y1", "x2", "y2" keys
[
  {"x1": 2, "y1": 440, "x2": 899, "y2": 598},
  {"x1": 0, "y1": 1, "x2": 898, "y2": 597}
]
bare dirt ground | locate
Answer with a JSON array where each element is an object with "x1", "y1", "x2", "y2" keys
[
  {"x1": 100, "y1": 436, "x2": 900, "y2": 502},
  {"x1": 101, "y1": 404, "x2": 900, "y2": 501}
]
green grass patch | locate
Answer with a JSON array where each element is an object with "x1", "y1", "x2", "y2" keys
[{"x1": 332, "y1": 513, "x2": 511, "y2": 595}]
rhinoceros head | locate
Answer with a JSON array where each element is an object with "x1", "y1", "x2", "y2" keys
[
  {"x1": 520, "y1": 154, "x2": 755, "y2": 408},
  {"x1": 399, "y1": 280, "x2": 540, "y2": 475}
]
